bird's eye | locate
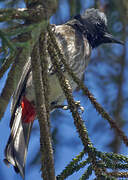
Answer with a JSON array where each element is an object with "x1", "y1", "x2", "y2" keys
[{"x1": 99, "y1": 12, "x2": 107, "y2": 26}]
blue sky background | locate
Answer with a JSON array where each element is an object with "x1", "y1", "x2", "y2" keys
[{"x1": 0, "y1": 0, "x2": 128, "y2": 179}]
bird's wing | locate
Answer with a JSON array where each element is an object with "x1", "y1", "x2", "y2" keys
[{"x1": 10, "y1": 58, "x2": 31, "y2": 120}]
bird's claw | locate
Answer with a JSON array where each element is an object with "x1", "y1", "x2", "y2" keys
[{"x1": 74, "y1": 101, "x2": 84, "y2": 113}]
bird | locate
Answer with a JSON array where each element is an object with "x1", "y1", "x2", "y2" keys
[{"x1": 4, "y1": 8, "x2": 123, "y2": 178}]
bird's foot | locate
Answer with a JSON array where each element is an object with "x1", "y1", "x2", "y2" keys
[{"x1": 53, "y1": 101, "x2": 84, "y2": 113}]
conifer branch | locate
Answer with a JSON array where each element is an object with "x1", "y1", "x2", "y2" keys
[
  {"x1": 47, "y1": 25, "x2": 107, "y2": 178},
  {"x1": 31, "y1": 40, "x2": 55, "y2": 180}
]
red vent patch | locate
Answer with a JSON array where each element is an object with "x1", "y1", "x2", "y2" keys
[{"x1": 21, "y1": 96, "x2": 36, "y2": 123}]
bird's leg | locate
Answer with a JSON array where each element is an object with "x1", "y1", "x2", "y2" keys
[{"x1": 52, "y1": 104, "x2": 69, "y2": 110}]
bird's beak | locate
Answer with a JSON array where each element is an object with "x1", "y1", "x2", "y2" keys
[{"x1": 104, "y1": 33, "x2": 124, "y2": 45}]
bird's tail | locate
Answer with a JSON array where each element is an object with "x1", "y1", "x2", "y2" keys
[{"x1": 4, "y1": 106, "x2": 33, "y2": 179}]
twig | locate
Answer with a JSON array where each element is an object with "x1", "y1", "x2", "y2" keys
[
  {"x1": 0, "y1": 53, "x2": 15, "y2": 79},
  {"x1": 39, "y1": 31, "x2": 50, "y2": 126},
  {"x1": 57, "y1": 150, "x2": 88, "y2": 179},
  {"x1": 0, "y1": 5, "x2": 58, "y2": 23},
  {"x1": 0, "y1": 8, "x2": 43, "y2": 22},
  {"x1": 0, "y1": 8, "x2": 28, "y2": 22},
  {"x1": 79, "y1": 165, "x2": 93, "y2": 180},
  {"x1": 31, "y1": 41, "x2": 55, "y2": 180},
  {"x1": 107, "y1": 172, "x2": 128, "y2": 178},
  {"x1": 0, "y1": 8, "x2": 27, "y2": 13}
]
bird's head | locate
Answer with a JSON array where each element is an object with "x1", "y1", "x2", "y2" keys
[{"x1": 72, "y1": 8, "x2": 124, "y2": 48}]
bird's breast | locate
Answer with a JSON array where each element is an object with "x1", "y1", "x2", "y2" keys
[{"x1": 25, "y1": 24, "x2": 91, "y2": 107}]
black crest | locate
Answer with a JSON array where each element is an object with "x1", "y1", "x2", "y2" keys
[{"x1": 67, "y1": 8, "x2": 123, "y2": 48}]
